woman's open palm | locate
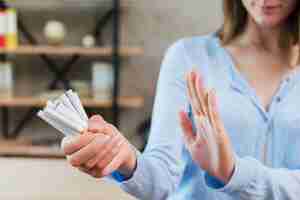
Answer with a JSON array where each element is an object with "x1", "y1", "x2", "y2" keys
[{"x1": 179, "y1": 71, "x2": 235, "y2": 184}]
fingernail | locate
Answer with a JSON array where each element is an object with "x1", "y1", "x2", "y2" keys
[
  {"x1": 196, "y1": 74, "x2": 200, "y2": 84},
  {"x1": 211, "y1": 89, "x2": 218, "y2": 108},
  {"x1": 212, "y1": 88, "x2": 216, "y2": 95},
  {"x1": 209, "y1": 89, "x2": 215, "y2": 101},
  {"x1": 210, "y1": 90, "x2": 214, "y2": 100},
  {"x1": 191, "y1": 70, "x2": 196, "y2": 77},
  {"x1": 185, "y1": 73, "x2": 189, "y2": 81}
]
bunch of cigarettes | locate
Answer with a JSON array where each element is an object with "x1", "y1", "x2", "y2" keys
[{"x1": 37, "y1": 90, "x2": 88, "y2": 137}]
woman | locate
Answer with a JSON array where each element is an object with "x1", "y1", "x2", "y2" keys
[{"x1": 62, "y1": 0, "x2": 300, "y2": 199}]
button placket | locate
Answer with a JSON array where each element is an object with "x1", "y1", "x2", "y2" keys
[
  {"x1": 256, "y1": 120, "x2": 271, "y2": 164},
  {"x1": 268, "y1": 75, "x2": 293, "y2": 117},
  {"x1": 263, "y1": 121, "x2": 274, "y2": 166}
]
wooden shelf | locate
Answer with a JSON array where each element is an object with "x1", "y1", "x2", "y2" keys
[
  {"x1": 0, "y1": 45, "x2": 144, "y2": 57},
  {"x1": 0, "y1": 96, "x2": 144, "y2": 108},
  {"x1": 9, "y1": 0, "x2": 116, "y2": 10},
  {"x1": 0, "y1": 140, "x2": 65, "y2": 159}
]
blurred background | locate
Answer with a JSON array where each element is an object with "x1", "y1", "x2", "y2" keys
[{"x1": 0, "y1": 0, "x2": 222, "y2": 199}]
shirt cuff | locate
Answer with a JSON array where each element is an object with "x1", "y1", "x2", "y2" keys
[
  {"x1": 111, "y1": 155, "x2": 139, "y2": 182},
  {"x1": 108, "y1": 145, "x2": 141, "y2": 182},
  {"x1": 204, "y1": 173, "x2": 225, "y2": 189},
  {"x1": 205, "y1": 157, "x2": 257, "y2": 193},
  {"x1": 118, "y1": 152, "x2": 145, "y2": 189},
  {"x1": 111, "y1": 171, "x2": 127, "y2": 182}
]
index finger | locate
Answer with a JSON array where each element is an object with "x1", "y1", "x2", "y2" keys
[
  {"x1": 62, "y1": 133, "x2": 98, "y2": 155},
  {"x1": 187, "y1": 71, "x2": 204, "y2": 116},
  {"x1": 88, "y1": 115, "x2": 108, "y2": 134},
  {"x1": 194, "y1": 72, "x2": 208, "y2": 116},
  {"x1": 88, "y1": 121, "x2": 119, "y2": 137}
]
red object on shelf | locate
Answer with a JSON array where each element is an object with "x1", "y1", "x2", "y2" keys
[
  {"x1": 0, "y1": 36, "x2": 5, "y2": 47},
  {"x1": 0, "y1": 10, "x2": 7, "y2": 48}
]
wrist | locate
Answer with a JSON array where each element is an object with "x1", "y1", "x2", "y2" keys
[
  {"x1": 216, "y1": 139, "x2": 236, "y2": 184},
  {"x1": 118, "y1": 147, "x2": 137, "y2": 178},
  {"x1": 216, "y1": 159, "x2": 235, "y2": 184}
]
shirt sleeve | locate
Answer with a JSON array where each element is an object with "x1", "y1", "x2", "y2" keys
[
  {"x1": 110, "y1": 39, "x2": 191, "y2": 200},
  {"x1": 205, "y1": 156, "x2": 300, "y2": 199}
]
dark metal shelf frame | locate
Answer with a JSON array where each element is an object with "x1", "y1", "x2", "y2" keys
[{"x1": 0, "y1": 0, "x2": 121, "y2": 138}]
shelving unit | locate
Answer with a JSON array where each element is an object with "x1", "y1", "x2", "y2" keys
[
  {"x1": 0, "y1": 45, "x2": 143, "y2": 57},
  {"x1": 0, "y1": 140, "x2": 64, "y2": 158},
  {"x1": 0, "y1": 96, "x2": 144, "y2": 108},
  {"x1": 0, "y1": 0, "x2": 144, "y2": 151},
  {"x1": 9, "y1": 0, "x2": 118, "y2": 11}
]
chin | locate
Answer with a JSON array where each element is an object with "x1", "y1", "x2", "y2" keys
[{"x1": 256, "y1": 17, "x2": 286, "y2": 29}]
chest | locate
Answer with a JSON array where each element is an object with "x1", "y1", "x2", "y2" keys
[
  {"x1": 211, "y1": 77, "x2": 300, "y2": 168},
  {"x1": 225, "y1": 47, "x2": 291, "y2": 111}
]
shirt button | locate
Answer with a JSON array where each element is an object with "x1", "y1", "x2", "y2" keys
[{"x1": 276, "y1": 97, "x2": 281, "y2": 103}]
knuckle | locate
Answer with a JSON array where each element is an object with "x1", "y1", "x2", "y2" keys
[
  {"x1": 88, "y1": 122, "x2": 100, "y2": 130},
  {"x1": 97, "y1": 158, "x2": 108, "y2": 169},
  {"x1": 92, "y1": 143, "x2": 100, "y2": 155},
  {"x1": 86, "y1": 161, "x2": 95, "y2": 169},
  {"x1": 94, "y1": 136, "x2": 106, "y2": 150},
  {"x1": 61, "y1": 137, "x2": 77, "y2": 155},
  {"x1": 69, "y1": 157, "x2": 80, "y2": 167},
  {"x1": 96, "y1": 162, "x2": 104, "y2": 170},
  {"x1": 97, "y1": 160, "x2": 105, "y2": 171},
  {"x1": 91, "y1": 114, "x2": 102, "y2": 119},
  {"x1": 106, "y1": 124, "x2": 117, "y2": 133}
]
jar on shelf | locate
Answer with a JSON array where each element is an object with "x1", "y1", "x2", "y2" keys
[
  {"x1": 0, "y1": 61, "x2": 13, "y2": 97},
  {"x1": 92, "y1": 62, "x2": 114, "y2": 101}
]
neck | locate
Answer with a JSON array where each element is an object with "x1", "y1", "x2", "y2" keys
[
  {"x1": 237, "y1": 16, "x2": 283, "y2": 53},
  {"x1": 232, "y1": 16, "x2": 299, "y2": 67}
]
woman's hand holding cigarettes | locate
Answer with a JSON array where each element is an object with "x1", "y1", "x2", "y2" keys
[{"x1": 61, "y1": 115, "x2": 137, "y2": 179}]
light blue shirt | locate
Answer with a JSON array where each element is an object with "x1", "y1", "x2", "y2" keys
[{"x1": 111, "y1": 33, "x2": 300, "y2": 199}]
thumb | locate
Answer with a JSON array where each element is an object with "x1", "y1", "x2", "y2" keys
[
  {"x1": 89, "y1": 115, "x2": 105, "y2": 123},
  {"x1": 61, "y1": 136, "x2": 74, "y2": 150},
  {"x1": 88, "y1": 115, "x2": 106, "y2": 133}
]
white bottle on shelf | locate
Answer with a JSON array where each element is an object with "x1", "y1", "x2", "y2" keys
[
  {"x1": 0, "y1": 61, "x2": 13, "y2": 97},
  {"x1": 92, "y1": 62, "x2": 113, "y2": 101}
]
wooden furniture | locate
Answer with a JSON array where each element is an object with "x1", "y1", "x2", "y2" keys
[
  {"x1": 0, "y1": 45, "x2": 143, "y2": 57},
  {"x1": 0, "y1": 0, "x2": 143, "y2": 158},
  {"x1": 0, "y1": 96, "x2": 144, "y2": 108},
  {"x1": 0, "y1": 140, "x2": 64, "y2": 159}
]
